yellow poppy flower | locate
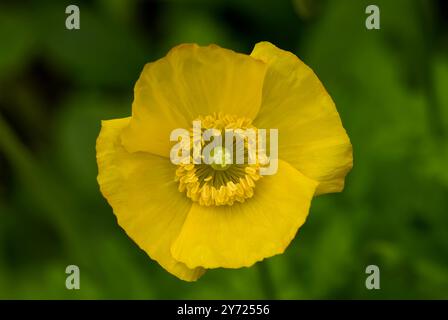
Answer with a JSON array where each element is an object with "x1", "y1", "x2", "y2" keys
[{"x1": 96, "y1": 42, "x2": 353, "y2": 281}]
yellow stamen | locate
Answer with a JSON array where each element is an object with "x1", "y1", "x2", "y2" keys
[{"x1": 174, "y1": 113, "x2": 265, "y2": 206}]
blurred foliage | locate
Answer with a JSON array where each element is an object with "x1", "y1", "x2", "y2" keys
[{"x1": 0, "y1": 0, "x2": 447, "y2": 299}]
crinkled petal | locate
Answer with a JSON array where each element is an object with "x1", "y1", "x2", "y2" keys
[
  {"x1": 96, "y1": 117, "x2": 205, "y2": 281},
  {"x1": 171, "y1": 160, "x2": 318, "y2": 269},
  {"x1": 251, "y1": 41, "x2": 353, "y2": 195},
  {"x1": 121, "y1": 44, "x2": 267, "y2": 157}
]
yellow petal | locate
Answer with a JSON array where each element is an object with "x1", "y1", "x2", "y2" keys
[
  {"x1": 121, "y1": 44, "x2": 267, "y2": 157},
  {"x1": 170, "y1": 160, "x2": 318, "y2": 269},
  {"x1": 96, "y1": 117, "x2": 205, "y2": 281},
  {"x1": 251, "y1": 41, "x2": 353, "y2": 195}
]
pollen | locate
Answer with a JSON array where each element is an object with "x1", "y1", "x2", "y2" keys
[{"x1": 174, "y1": 113, "x2": 263, "y2": 206}]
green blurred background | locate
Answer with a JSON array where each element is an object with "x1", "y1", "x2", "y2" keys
[{"x1": 1, "y1": 0, "x2": 447, "y2": 299}]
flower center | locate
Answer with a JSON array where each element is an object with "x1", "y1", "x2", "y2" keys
[
  {"x1": 210, "y1": 146, "x2": 232, "y2": 171},
  {"x1": 174, "y1": 113, "x2": 263, "y2": 206}
]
